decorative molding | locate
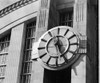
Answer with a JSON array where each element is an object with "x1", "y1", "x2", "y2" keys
[
  {"x1": 38, "y1": 9, "x2": 47, "y2": 29},
  {"x1": 35, "y1": 0, "x2": 50, "y2": 41},
  {"x1": 41, "y1": 0, "x2": 49, "y2": 8},
  {"x1": 79, "y1": 35, "x2": 87, "y2": 53},
  {"x1": 36, "y1": 0, "x2": 50, "y2": 29},
  {"x1": 0, "y1": 0, "x2": 38, "y2": 18},
  {"x1": 74, "y1": 0, "x2": 87, "y2": 22},
  {"x1": 76, "y1": 2, "x2": 84, "y2": 22},
  {"x1": 73, "y1": 0, "x2": 87, "y2": 35}
]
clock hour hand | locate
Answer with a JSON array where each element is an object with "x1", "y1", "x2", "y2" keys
[
  {"x1": 54, "y1": 37, "x2": 63, "y2": 54},
  {"x1": 55, "y1": 44, "x2": 61, "y2": 55}
]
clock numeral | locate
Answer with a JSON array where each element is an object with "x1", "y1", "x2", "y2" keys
[
  {"x1": 56, "y1": 58, "x2": 58, "y2": 66},
  {"x1": 40, "y1": 53, "x2": 47, "y2": 58},
  {"x1": 58, "y1": 27, "x2": 60, "y2": 35},
  {"x1": 63, "y1": 56, "x2": 68, "y2": 63},
  {"x1": 64, "y1": 29, "x2": 69, "y2": 36},
  {"x1": 70, "y1": 42, "x2": 78, "y2": 45},
  {"x1": 48, "y1": 31, "x2": 52, "y2": 37},
  {"x1": 68, "y1": 50, "x2": 76, "y2": 55},
  {"x1": 38, "y1": 47, "x2": 45, "y2": 50},
  {"x1": 68, "y1": 34, "x2": 76, "y2": 40},
  {"x1": 41, "y1": 39, "x2": 47, "y2": 42},
  {"x1": 46, "y1": 56, "x2": 52, "y2": 65}
]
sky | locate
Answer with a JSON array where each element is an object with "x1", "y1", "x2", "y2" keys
[{"x1": 0, "y1": 0, "x2": 19, "y2": 10}]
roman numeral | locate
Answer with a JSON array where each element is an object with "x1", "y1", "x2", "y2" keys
[
  {"x1": 70, "y1": 42, "x2": 78, "y2": 45},
  {"x1": 48, "y1": 31, "x2": 52, "y2": 37},
  {"x1": 40, "y1": 53, "x2": 47, "y2": 58},
  {"x1": 41, "y1": 39, "x2": 47, "y2": 42},
  {"x1": 64, "y1": 29, "x2": 69, "y2": 36},
  {"x1": 38, "y1": 47, "x2": 45, "y2": 50},
  {"x1": 69, "y1": 50, "x2": 76, "y2": 55},
  {"x1": 68, "y1": 34, "x2": 76, "y2": 40}
]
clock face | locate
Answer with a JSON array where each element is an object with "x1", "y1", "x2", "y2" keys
[
  {"x1": 38, "y1": 26, "x2": 80, "y2": 70},
  {"x1": 46, "y1": 35, "x2": 69, "y2": 58}
]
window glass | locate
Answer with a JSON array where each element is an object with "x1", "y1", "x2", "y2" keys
[
  {"x1": 0, "y1": 33, "x2": 11, "y2": 83},
  {"x1": 20, "y1": 20, "x2": 36, "y2": 83},
  {"x1": 59, "y1": 10, "x2": 73, "y2": 27}
]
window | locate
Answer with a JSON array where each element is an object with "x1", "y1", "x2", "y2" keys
[
  {"x1": 20, "y1": 19, "x2": 36, "y2": 83},
  {"x1": 0, "y1": 33, "x2": 11, "y2": 83},
  {"x1": 59, "y1": 10, "x2": 73, "y2": 27}
]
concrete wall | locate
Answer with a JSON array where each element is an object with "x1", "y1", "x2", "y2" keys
[{"x1": 4, "y1": 23, "x2": 25, "y2": 83}]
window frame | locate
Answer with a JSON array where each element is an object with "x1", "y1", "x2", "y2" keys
[
  {"x1": 59, "y1": 7, "x2": 73, "y2": 27},
  {"x1": 0, "y1": 31, "x2": 11, "y2": 82},
  {"x1": 20, "y1": 18, "x2": 36, "y2": 83}
]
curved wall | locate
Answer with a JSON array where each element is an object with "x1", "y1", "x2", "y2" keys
[{"x1": 0, "y1": 0, "x2": 39, "y2": 34}]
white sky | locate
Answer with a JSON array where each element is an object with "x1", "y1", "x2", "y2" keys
[{"x1": 0, "y1": 0, "x2": 20, "y2": 10}]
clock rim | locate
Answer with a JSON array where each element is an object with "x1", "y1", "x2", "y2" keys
[
  {"x1": 38, "y1": 26, "x2": 80, "y2": 70},
  {"x1": 37, "y1": 52, "x2": 80, "y2": 70}
]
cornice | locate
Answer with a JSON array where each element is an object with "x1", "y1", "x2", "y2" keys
[{"x1": 0, "y1": 0, "x2": 38, "y2": 18}]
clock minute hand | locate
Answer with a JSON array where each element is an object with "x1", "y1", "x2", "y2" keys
[
  {"x1": 54, "y1": 37, "x2": 61, "y2": 59},
  {"x1": 55, "y1": 44, "x2": 61, "y2": 60}
]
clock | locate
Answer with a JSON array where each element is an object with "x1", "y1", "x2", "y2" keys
[{"x1": 38, "y1": 26, "x2": 80, "y2": 70}]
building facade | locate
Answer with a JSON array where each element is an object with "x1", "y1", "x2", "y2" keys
[{"x1": 0, "y1": 0, "x2": 98, "y2": 83}]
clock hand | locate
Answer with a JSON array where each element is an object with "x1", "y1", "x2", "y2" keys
[
  {"x1": 56, "y1": 37, "x2": 63, "y2": 54},
  {"x1": 54, "y1": 37, "x2": 61, "y2": 60},
  {"x1": 55, "y1": 45, "x2": 61, "y2": 60}
]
